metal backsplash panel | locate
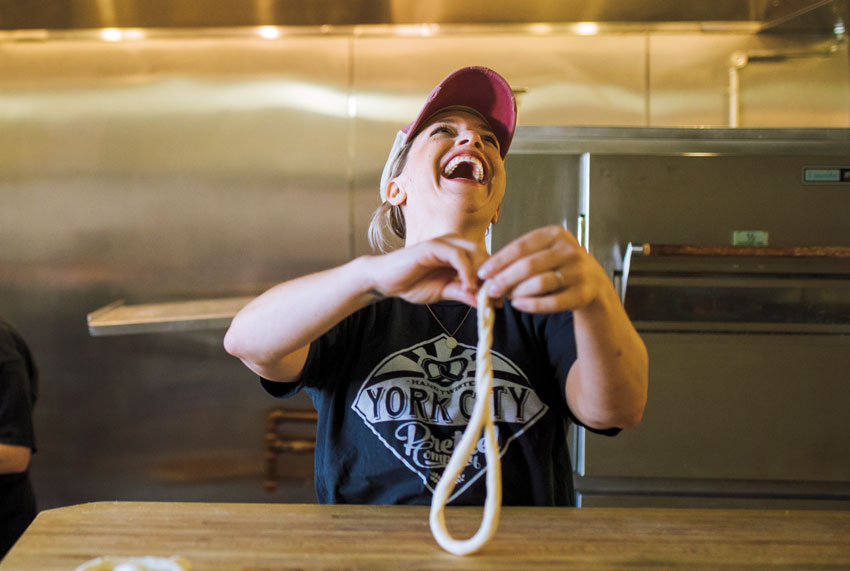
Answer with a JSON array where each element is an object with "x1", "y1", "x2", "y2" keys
[
  {"x1": 0, "y1": 37, "x2": 350, "y2": 508},
  {"x1": 0, "y1": 37, "x2": 352, "y2": 294},
  {"x1": 649, "y1": 34, "x2": 849, "y2": 127}
]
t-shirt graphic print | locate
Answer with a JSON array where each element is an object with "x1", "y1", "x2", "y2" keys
[{"x1": 352, "y1": 333, "x2": 548, "y2": 501}]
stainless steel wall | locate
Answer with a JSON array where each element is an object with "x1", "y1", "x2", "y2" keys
[{"x1": 1, "y1": 27, "x2": 848, "y2": 508}]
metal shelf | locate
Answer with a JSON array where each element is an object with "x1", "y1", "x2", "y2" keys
[
  {"x1": 511, "y1": 126, "x2": 850, "y2": 156},
  {"x1": 87, "y1": 296, "x2": 253, "y2": 336}
]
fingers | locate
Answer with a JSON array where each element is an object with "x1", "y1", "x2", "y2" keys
[
  {"x1": 510, "y1": 262, "x2": 594, "y2": 308},
  {"x1": 509, "y1": 266, "x2": 566, "y2": 298},
  {"x1": 426, "y1": 236, "x2": 487, "y2": 292},
  {"x1": 480, "y1": 226, "x2": 580, "y2": 298},
  {"x1": 509, "y1": 287, "x2": 587, "y2": 314},
  {"x1": 441, "y1": 281, "x2": 481, "y2": 306},
  {"x1": 478, "y1": 225, "x2": 578, "y2": 283},
  {"x1": 475, "y1": 225, "x2": 603, "y2": 313},
  {"x1": 373, "y1": 234, "x2": 489, "y2": 304},
  {"x1": 485, "y1": 251, "x2": 560, "y2": 298},
  {"x1": 373, "y1": 227, "x2": 594, "y2": 310}
]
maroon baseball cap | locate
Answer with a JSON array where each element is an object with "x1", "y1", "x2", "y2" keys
[{"x1": 380, "y1": 66, "x2": 517, "y2": 201}]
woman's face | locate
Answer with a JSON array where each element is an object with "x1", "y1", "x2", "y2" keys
[{"x1": 389, "y1": 109, "x2": 506, "y2": 235}]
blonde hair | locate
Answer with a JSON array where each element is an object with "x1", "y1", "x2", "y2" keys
[
  {"x1": 367, "y1": 202, "x2": 406, "y2": 254},
  {"x1": 367, "y1": 139, "x2": 413, "y2": 253}
]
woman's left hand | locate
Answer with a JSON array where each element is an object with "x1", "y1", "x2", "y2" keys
[
  {"x1": 479, "y1": 225, "x2": 648, "y2": 430},
  {"x1": 476, "y1": 225, "x2": 608, "y2": 314}
]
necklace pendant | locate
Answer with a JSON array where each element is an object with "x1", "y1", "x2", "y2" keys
[{"x1": 445, "y1": 336, "x2": 458, "y2": 349}]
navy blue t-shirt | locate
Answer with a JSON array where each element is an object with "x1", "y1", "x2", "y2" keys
[{"x1": 261, "y1": 298, "x2": 617, "y2": 506}]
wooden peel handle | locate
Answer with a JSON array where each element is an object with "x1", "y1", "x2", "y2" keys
[{"x1": 640, "y1": 244, "x2": 850, "y2": 258}]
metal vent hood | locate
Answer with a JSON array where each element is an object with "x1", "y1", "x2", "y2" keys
[{"x1": 1, "y1": 0, "x2": 847, "y2": 34}]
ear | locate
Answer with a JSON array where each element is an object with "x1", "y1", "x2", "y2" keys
[{"x1": 386, "y1": 179, "x2": 407, "y2": 207}]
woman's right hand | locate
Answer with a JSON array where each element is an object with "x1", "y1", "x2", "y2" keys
[
  {"x1": 366, "y1": 235, "x2": 488, "y2": 306},
  {"x1": 225, "y1": 234, "x2": 487, "y2": 382}
]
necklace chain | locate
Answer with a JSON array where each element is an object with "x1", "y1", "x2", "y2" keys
[{"x1": 425, "y1": 304, "x2": 473, "y2": 340}]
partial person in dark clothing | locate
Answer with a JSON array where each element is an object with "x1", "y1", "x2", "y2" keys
[{"x1": 0, "y1": 318, "x2": 38, "y2": 558}]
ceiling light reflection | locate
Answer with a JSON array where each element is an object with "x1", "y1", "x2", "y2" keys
[
  {"x1": 528, "y1": 23, "x2": 553, "y2": 35},
  {"x1": 1, "y1": 78, "x2": 437, "y2": 126},
  {"x1": 420, "y1": 23, "x2": 440, "y2": 36},
  {"x1": 574, "y1": 22, "x2": 599, "y2": 36},
  {"x1": 100, "y1": 28, "x2": 123, "y2": 42},
  {"x1": 99, "y1": 28, "x2": 146, "y2": 42},
  {"x1": 123, "y1": 29, "x2": 146, "y2": 41},
  {"x1": 258, "y1": 26, "x2": 280, "y2": 40}
]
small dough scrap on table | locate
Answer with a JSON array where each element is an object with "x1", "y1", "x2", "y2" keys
[{"x1": 75, "y1": 555, "x2": 192, "y2": 571}]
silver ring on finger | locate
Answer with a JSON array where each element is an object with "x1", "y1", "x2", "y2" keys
[{"x1": 553, "y1": 268, "x2": 565, "y2": 289}]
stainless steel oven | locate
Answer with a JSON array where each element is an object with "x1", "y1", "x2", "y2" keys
[{"x1": 501, "y1": 127, "x2": 850, "y2": 508}]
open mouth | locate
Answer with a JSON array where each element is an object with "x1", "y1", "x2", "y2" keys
[{"x1": 442, "y1": 154, "x2": 486, "y2": 183}]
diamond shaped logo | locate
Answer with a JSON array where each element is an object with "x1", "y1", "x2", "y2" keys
[{"x1": 352, "y1": 334, "x2": 548, "y2": 500}]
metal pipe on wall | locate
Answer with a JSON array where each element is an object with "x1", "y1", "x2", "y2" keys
[{"x1": 727, "y1": 36, "x2": 845, "y2": 126}]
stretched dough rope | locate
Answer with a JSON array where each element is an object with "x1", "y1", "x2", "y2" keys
[{"x1": 429, "y1": 284, "x2": 501, "y2": 556}]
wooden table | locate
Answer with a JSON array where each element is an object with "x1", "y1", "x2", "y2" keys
[{"x1": 2, "y1": 502, "x2": 849, "y2": 569}]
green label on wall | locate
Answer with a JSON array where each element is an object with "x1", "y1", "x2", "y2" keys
[
  {"x1": 802, "y1": 167, "x2": 850, "y2": 184},
  {"x1": 732, "y1": 230, "x2": 769, "y2": 246}
]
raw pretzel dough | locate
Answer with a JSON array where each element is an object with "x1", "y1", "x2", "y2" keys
[
  {"x1": 75, "y1": 555, "x2": 192, "y2": 571},
  {"x1": 429, "y1": 285, "x2": 501, "y2": 556}
]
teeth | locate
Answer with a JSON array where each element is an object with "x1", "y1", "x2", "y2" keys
[{"x1": 442, "y1": 155, "x2": 484, "y2": 182}]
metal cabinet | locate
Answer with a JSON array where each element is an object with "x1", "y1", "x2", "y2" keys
[{"x1": 503, "y1": 126, "x2": 850, "y2": 508}]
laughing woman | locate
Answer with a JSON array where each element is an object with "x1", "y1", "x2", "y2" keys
[{"x1": 224, "y1": 66, "x2": 648, "y2": 506}]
